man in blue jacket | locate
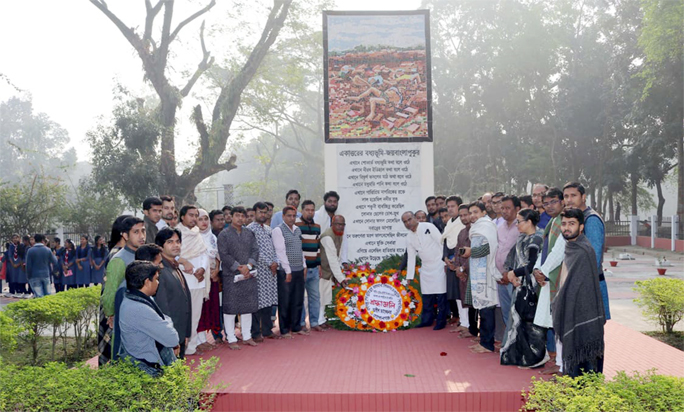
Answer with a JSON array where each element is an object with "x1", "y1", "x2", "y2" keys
[{"x1": 25, "y1": 234, "x2": 58, "y2": 298}]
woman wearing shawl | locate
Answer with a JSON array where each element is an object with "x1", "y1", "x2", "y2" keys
[
  {"x1": 464, "y1": 201, "x2": 501, "y2": 353},
  {"x1": 91, "y1": 235, "x2": 109, "y2": 285},
  {"x1": 196, "y1": 209, "x2": 223, "y2": 348},
  {"x1": 177, "y1": 205, "x2": 210, "y2": 356},
  {"x1": 75, "y1": 235, "x2": 92, "y2": 287},
  {"x1": 500, "y1": 209, "x2": 547, "y2": 368}
]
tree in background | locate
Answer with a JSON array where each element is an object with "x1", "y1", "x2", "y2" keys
[{"x1": 89, "y1": 0, "x2": 292, "y2": 204}]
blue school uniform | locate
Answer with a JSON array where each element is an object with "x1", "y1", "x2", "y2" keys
[
  {"x1": 91, "y1": 246, "x2": 108, "y2": 285},
  {"x1": 53, "y1": 247, "x2": 65, "y2": 291},
  {"x1": 75, "y1": 245, "x2": 92, "y2": 286}
]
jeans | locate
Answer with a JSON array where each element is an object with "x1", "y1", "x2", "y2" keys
[
  {"x1": 28, "y1": 277, "x2": 51, "y2": 298},
  {"x1": 497, "y1": 283, "x2": 514, "y2": 326},
  {"x1": 546, "y1": 328, "x2": 556, "y2": 352},
  {"x1": 479, "y1": 306, "x2": 496, "y2": 351},
  {"x1": 277, "y1": 269, "x2": 305, "y2": 335},
  {"x1": 300, "y1": 267, "x2": 321, "y2": 328}
]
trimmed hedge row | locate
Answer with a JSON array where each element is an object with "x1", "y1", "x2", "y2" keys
[
  {"x1": 523, "y1": 370, "x2": 684, "y2": 412},
  {"x1": 0, "y1": 357, "x2": 219, "y2": 412},
  {"x1": 2, "y1": 286, "x2": 101, "y2": 364}
]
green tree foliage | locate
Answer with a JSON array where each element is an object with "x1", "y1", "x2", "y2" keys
[
  {"x1": 0, "y1": 172, "x2": 67, "y2": 243},
  {"x1": 0, "y1": 96, "x2": 76, "y2": 183},
  {"x1": 633, "y1": 278, "x2": 684, "y2": 333},
  {"x1": 60, "y1": 177, "x2": 127, "y2": 235}
]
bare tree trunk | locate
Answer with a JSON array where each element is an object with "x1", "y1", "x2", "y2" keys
[
  {"x1": 630, "y1": 173, "x2": 638, "y2": 216},
  {"x1": 608, "y1": 189, "x2": 614, "y2": 222},
  {"x1": 655, "y1": 178, "x2": 665, "y2": 227}
]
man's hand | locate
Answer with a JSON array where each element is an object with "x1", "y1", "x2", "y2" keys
[
  {"x1": 194, "y1": 268, "x2": 205, "y2": 282},
  {"x1": 342, "y1": 263, "x2": 351, "y2": 271},
  {"x1": 179, "y1": 258, "x2": 194, "y2": 274},
  {"x1": 340, "y1": 279, "x2": 349, "y2": 288},
  {"x1": 533, "y1": 269, "x2": 547, "y2": 286},
  {"x1": 286, "y1": 273, "x2": 292, "y2": 283},
  {"x1": 507, "y1": 271, "x2": 518, "y2": 285},
  {"x1": 77, "y1": 263, "x2": 83, "y2": 270},
  {"x1": 173, "y1": 345, "x2": 180, "y2": 356},
  {"x1": 238, "y1": 265, "x2": 250, "y2": 276},
  {"x1": 210, "y1": 268, "x2": 220, "y2": 282},
  {"x1": 461, "y1": 247, "x2": 471, "y2": 259},
  {"x1": 107, "y1": 316, "x2": 114, "y2": 329},
  {"x1": 269, "y1": 262, "x2": 278, "y2": 275}
]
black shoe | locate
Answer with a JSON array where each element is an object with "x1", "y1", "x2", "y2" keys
[{"x1": 433, "y1": 323, "x2": 446, "y2": 331}]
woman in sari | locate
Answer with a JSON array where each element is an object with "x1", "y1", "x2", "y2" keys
[{"x1": 500, "y1": 209, "x2": 547, "y2": 368}]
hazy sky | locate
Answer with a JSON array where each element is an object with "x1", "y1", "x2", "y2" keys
[{"x1": 0, "y1": 0, "x2": 421, "y2": 164}]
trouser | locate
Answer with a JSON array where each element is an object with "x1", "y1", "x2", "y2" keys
[
  {"x1": 251, "y1": 306, "x2": 274, "y2": 338},
  {"x1": 599, "y1": 279, "x2": 611, "y2": 320},
  {"x1": 54, "y1": 283, "x2": 65, "y2": 292},
  {"x1": 12, "y1": 282, "x2": 28, "y2": 294},
  {"x1": 419, "y1": 293, "x2": 448, "y2": 328},
  {"x1": 468, "y1": 307, "x2": 479, "y2": 336},
  {"x1": 494, "y1": 306, "x2": 505, "y2": 342},
  {"x1": 187, "y1": 288, "x2": 205, "y2": 353},
  {"x1": 546, "y1": 328, "x2": 556, "y2": 352},
  {"x1": 28, "y1": 277, "x2": 51, "y2": 298},
  {"x1": 478, "y1": 306, "x2": 496, "y2": 351},
  {"x1": 457, "y1": 300, "x2": 469, "y2": 327},
  {"x1": 300, "y1": 267, "x2": 321, "y2": 328},
  {"x1": 318, "y1": 277, "x2": 333, "y2": 325},
  {"x1": 448, "y1": 299, "x2": 459, "y2": 320},
  {"x1": 224, "y1": 313, "x2": 252, "y2": 343},
  {"x1": 497, "y1": 283, "x2": 514, "y2": 326},
  {"x1": 179, "y1": 341, "x2": 187, "y2": 359},
  {"x1": 277, "y1": 269, "x2": 305, "y2": 335}
]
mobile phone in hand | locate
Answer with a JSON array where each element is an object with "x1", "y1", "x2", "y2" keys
[{"x1": 458, "y1": 248, "x2": 466, "y2": 256}]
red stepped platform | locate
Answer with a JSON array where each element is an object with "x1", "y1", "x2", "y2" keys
[{"x1": 194, "y1": 321, "x2": 684, "y2": 411}]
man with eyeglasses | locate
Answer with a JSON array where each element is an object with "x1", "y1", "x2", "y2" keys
[
  {"x1": 532, "y1": 183, "x2": 551, "y2": 229},
  {"x1": 491, "y1": 192, "x2": 505, "y2": 226},
  {"x1": 319, "y1": 215, "x2": 349, "y2": 326}
]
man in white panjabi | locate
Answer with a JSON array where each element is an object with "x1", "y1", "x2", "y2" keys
[
  {"x1": 176, "y1": 205, "x2": 211, "y2": 356},
  {"x1": 402, "y1": 211, "x2": 448, "y2": 330},
  {"x1": 314, "y1": 191, "x2": 349, "y2": 327}
]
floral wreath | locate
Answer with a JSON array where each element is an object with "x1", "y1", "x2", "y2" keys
[{"x1": 325, "y1": 262, "x2": 423, "y2": 332}]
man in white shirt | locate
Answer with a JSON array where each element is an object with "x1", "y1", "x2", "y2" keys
[{"x1": 402, "y1": 211, "x2": 448, "y2": 330}]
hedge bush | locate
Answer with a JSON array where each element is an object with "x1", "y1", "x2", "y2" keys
[
  {"x1": 633, "y1": 278, "x2": 684, "y2": 333},
  {"x1": 0, "y1": 310, "x2": 20, "y2": 354},
  {"x1": 0, "y1": 357, "x2": 219, "y2": 411},
  {"x1": 3, "y1": 286, "x2": 101, "y2": 364},
  {"x1": 522, "y1": 370, "x2": 684, "y2": 412}
]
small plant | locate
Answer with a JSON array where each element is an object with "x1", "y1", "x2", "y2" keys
[{"x1": 634, "y1": 278, "x2": 684, "y2": 333}]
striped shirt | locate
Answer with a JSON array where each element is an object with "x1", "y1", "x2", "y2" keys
[{"x1": 296, "y1": 218, "x2": 321, "y2": 268}]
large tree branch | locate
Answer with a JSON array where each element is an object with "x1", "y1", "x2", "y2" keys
[
  {"x1": 169, "y1": 0, "x2": 217, "y2": 44},
  {"x1": 89, "y1": 0, "x2": 143, "y2": 51},
  {"x1": 143, "y1": 0, "x2": 164, "y2": 52},
  {"x1": 180, "y1": 21, "x2": 214, "y2": 97}
]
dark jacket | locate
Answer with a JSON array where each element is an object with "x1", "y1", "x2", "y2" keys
[
  {"x1": 155, "y1": 258, "x2": 192, "y2": 342},
  {"x1": 144, "y1": 215, "x2": 159, "y2": 245},
  {"x1": 25, "y1": 244, "x2": 58, "y2": 279}
]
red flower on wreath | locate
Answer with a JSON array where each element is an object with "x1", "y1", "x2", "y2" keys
[
  {"x1": 400, "y1": 313, "x2": 408, "y2": 320},
  {"x1": 394, "y1": 322, "x2": 399, "y2": 327},
  {"x1": 381, "y1": 276, "x2": 388, "y2": 284},
  {"x1": 361, "y1": 308, "x2": 366, "y2": 314},
  {"x1": 378, "y1": 321, "x2": 386, "y2": 329},
  {"x1": 340, "y1": 297, "x2": 348, "y2": 303},
  {"x1": 404, "y1": 301, "x2": 410, "y2": 308},
  {"x1": 368, "y1": 276, "x2": 375, "y2": 284},
  {"x1": 358, "y1": 295, "x2": 364, "y2": 303},
  {"x1": 394, "y1": 280, "x2": 401, "y2": 287}
]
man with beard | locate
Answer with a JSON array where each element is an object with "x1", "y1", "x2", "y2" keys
[
  {"x1": 314, "y1": 191, "x2": 349, "y2": 327},
  {"x1": 158, "y1": 195, "x2": 175, "y2": 230},
  {"x1": 562, "y1": 182, "x2": 610, "y2": 320},
  {"x1": 296, "y1": 200, "x2": 322, "y2": 332},
  {"x1": 265, "y1": 202, "x2": 275, "y2": 227},
  {"x1": 403, "y1": 211, "x2": 448, "y2": 330},
  {"x1": 481, "y1": 192, "x2": 496, "y2": 220},
  {"x1": 491, "y1": 192, "x2": 505, "y2": 226},
  {"x1": 222, "y1": 206, "x2": 233, "y2": 228},
  {"x1": 143, "y1": 197, "x2": 163, "y2": 244},
  {"x1": 319, "y1": 215, "x2": 349, "y2": 295},
  {"x1": 246, "y1": 202, "x2": 279, "y2": 341},
  {"x1": 452, "y1": 205, "x2": 477, "y2": 337},
  {"x1": 495, "y1": 195, "x2": 520, "y2": 330},
  {"x1": 271, "y1": 189, "x2": 302, "y2": 229},
  {"x1": 425, "y1": 196, "x2": 445, "y2": 232},
  {"x1": 462, "y1": 202, "x2": 501, "y2": 353},
  {"x1": 553, "y1": 208, "x2": 605, "y2": 377}
]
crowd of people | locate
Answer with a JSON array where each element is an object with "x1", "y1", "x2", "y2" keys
[{"x1": 0, "y1": 182, "x2": 608, "y2": 379}]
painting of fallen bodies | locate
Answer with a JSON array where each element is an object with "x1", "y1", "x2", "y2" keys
[{"x1": 324, "y1": 11, "x2": 432, "y2": 143}]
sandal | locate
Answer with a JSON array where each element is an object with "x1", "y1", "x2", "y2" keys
[
  {"x1": 243, "y1": 339, "x2": 259, "y2": 347},
  {"x1": 228, "y1": 343, "x2": 241, "y2": 350},
  {"x1": 470, "y1": 344, "x2": 493, "y2": 354}
]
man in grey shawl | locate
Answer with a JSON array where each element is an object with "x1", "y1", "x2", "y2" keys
[
  {"x1": 217, "y1": 206, "x2": 260, "y2": 350},
  {"x1": 552, "y1": 208, "x2": 605, "y2": 377}
]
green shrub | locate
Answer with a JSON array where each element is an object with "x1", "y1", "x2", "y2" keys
[
  {"x1": 0, "y1": 357, "x2": 220, "y2": 411},
  {"x1": 0, "y1": 310, "x2": 21, "y2": 355},
  {"x1": 633, "y1": 278, "x2": 684, "y2": 333},
  {"x1": 523, "y1": 370, "x2": 684, "y2": 412},
  {"x1": 3, "y1": 286, "x2": 102, "y2": 364}
]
